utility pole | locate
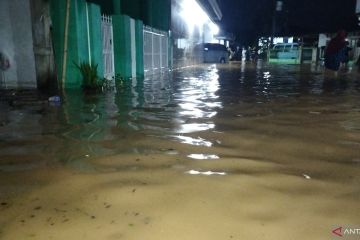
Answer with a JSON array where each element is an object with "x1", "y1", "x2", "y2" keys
[
  {"x1": 271, "y1": 0, "x2": 283, "y2": 45},
  {"x1": 271, "y1": 0, "x2": 276, "y2": 46}
]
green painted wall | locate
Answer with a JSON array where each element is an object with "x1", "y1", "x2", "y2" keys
[
  {"x1": 71, "y1": 0, "x2": 88, "y2": 88},
  {"x1": 113, "y1": 0, "x2": 122, "y2": 14},
  {"x1": 50, "y1": 0, "x2": 170, "y2": 89},
  {"x1": 50, "y1": 0, "x2": 104, "y2": 88},
  {"x1": 144, "y1": 0, "x2": 170, "y2": 31},
  {"x1": 90, "y1": 0, "x2": 170, "y2": 31},
  {"x1": 87, "y1": 0, "x2": 121, "y2": 14},
  {"x1": 121, "y1": 0, "x2": 142, "y2": 20},
  {"x1": 135, "y1": 20, "x2": 144, "y2": 78},
  {"x1": 88, "y1": 3, "x2": 104, "y2": 77},
  {"x1": 113, "y1": 15, "x2": 132, "y2": 80},
  {"x1": 50, "y1": 0, "x2": 66, "y2": 84}
]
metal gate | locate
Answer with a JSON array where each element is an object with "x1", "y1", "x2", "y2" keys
[
  {"x1": 143, "y1": 26, "x2": 169, "y2": 76},
  {"x1": 101, "y1": 15, "x2": 115, "y2": 80}
]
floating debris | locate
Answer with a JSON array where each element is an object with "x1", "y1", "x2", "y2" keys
[
  {"x1": 303, "y1": 174, "x2": 311, "y2": 180},
  {"x1": 187, "y1": 154, "x2": 220, "y2": 160},
  {"x1": 186, "y1": 170, "x2": 226, "y2": 176}
]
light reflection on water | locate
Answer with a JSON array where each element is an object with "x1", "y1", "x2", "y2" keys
[
  {"x1": 171, "y1": 135, "x2": 213, "y2": 147},
  {"x1": 187, "y1": 154, "x2": 220, "y2": 160},
  {"x1": 186, "y1": 169, "x2": 227, "y2": 176},
  {"x1": 0, "y1": 63, "x2": 360, "y2": 171},
  {"x1": 1, "y1": 63, "x2": 360, "y2": 239}
]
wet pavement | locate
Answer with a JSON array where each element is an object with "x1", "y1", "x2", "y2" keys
[{"x1": 0, "y1": 62, "x2": 360, "y2": 239}]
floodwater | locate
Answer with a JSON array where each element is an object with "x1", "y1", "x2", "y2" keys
[{"x1": 0, "y1": 62, "x2": 360, "y2": 240}]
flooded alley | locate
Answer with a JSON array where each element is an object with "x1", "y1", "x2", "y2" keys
[{"x1": 1, "y1": 62, "x2": 360, "y2": 240}]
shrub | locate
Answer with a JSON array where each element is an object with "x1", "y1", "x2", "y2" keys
[{"x1": 74, "y1": 61, "x2": 103, "y2": 91}]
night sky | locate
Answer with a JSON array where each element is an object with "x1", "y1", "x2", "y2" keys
[{"x1": 219, "y1": 0, "x2": 359, "y2": 45}]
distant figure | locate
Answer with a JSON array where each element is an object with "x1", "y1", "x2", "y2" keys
[
  {"x1": 245, "y1": 47, "x2": 251, "y2": 61},
  {"x1": 324, "y1": 30, "x2": 347, "y2": 72},
  {"x1": 242, "y1": 47, "x2": 246, "y2": 61},
  {"x1": 341, "y1": 41, "x2": 352, "y2": 68},
  {"x1": 251, "y1": 47, "x2": 258, "y2": 62}
]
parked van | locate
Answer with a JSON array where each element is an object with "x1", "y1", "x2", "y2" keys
[
  {"x1": 194, "y1": 43, "x2": 229, "y2": 63},
  {"x1": 269, "y1": 43, "x2": 300, "y2": 64}
]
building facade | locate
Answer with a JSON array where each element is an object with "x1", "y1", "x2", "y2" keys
[{"x1": 0, "y1": 0, "x2": 223, "y2": 90}]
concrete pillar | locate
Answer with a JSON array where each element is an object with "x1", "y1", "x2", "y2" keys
[
  {"x1": 312, "y1": 48, "x2": 318, "y2": 63},
  {"x1": 0, "y1": 0, "x2": 37, "y2": 89},
  {"x1": 87, "y1": 3, "x2": 104, "y2": 77},
  {"x1": 135, "y1": 20, "x2": 144, "y2": 78},
  {"x1": 30, "y1": 0, "x2": 57, "y2": 89},
  {"x1": 113, "y1": 15, "x2": 132, "y2": 80},
  {"x1": 113, "y1": 15, "x2": 144, "y2": 80},
  {"x1": 113, "y1": 0, "x2": 122, "y2": 14}
]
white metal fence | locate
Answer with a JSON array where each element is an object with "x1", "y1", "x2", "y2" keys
[
  {"x1": 143, "y1": 26, "x2": 169, "y2": 76},
  {"x1": 101, "y1": 15, "x2": 115, "y2": 80}
]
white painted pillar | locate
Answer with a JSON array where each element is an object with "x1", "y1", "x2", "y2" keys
[{"x1": 130, "y1": 18, "x2": 136, "y2": 79}]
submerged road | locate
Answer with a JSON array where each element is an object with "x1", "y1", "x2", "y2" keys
[{"x1": 0, "y1": 62, "x2": 360, "y2": 239}]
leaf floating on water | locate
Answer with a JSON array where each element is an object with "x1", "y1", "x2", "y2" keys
[{"x1": 309, "y1": 111, "x2": 321, "y2": 115}]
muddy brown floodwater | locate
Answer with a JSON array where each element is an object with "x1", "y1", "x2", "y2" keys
[{"x1": 0, "y1": 62, "x2": 360, "y2": 240}]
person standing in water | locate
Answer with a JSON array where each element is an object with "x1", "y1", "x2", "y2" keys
[
  {"x1": 341, "y1": 41, "x2": 352, "y2": 69},
  {"x1": 324, "y1": 30, "x2": 347, "y2": 72}
]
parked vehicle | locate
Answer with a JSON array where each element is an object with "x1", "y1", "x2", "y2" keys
[
  {"x1": 194, "y1": 43, "x2": 229, "y2": 63},
  {"x1": 272, "y1": 43, "x2": 299, "y2": 59},
  {"x1": 269, "y1": 43, "x2": 300, "y2": 64}
]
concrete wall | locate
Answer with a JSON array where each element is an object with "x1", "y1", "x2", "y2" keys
[
  {"x1": 30, "y1": 0, "x2": 57, "y2": 90},
  {"x1": 0, "y1": 0, "x2": 37, "y2": 89}
]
